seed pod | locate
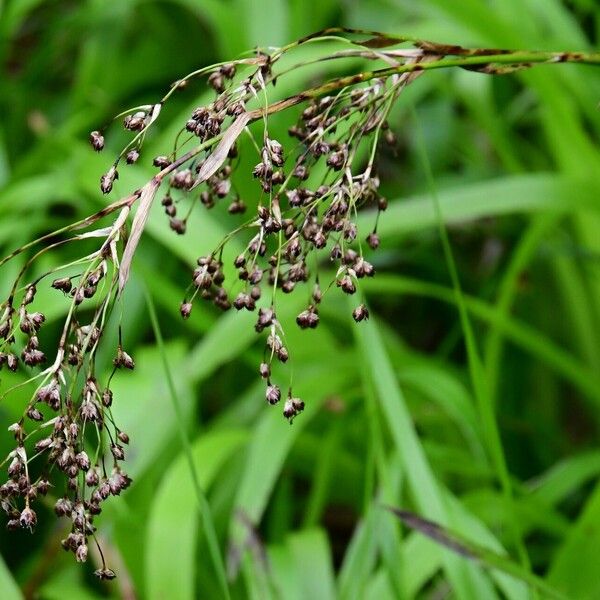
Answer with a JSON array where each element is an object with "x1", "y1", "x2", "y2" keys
[
  {"x1": 126, "y1": 149, "x2": 140, "y2": 164},
  {"x1": 296, "y1": 307, "x2": 319, "y2": 329},
  {"x1": 265, "y1": 384, "x2": 281, "y2": 405},
  {"x1": 100, "y1": 166, "x2": 118, "y2": 194},
  {"x1": 94, "y1": 568, "x2": 117, "y2": 581},
  {"x1": 86, "y1": 468, "x2": 100, "y2": 487},
  {"x1": 169, "y1": 218, "x2": 187, "y2": 235},
  {"x1": 75, "y1": 451, "x2": 91, "y2": 471},
  {"x1": 89, "y1": 130, "x2": 105, "y2": 151},
  {"x1": 52, "y1": 277, "x2": 72, "y2": 293},
  {"x1": 337, "y1": 275, "x2": 356, "y2": 295},
  {"x1": 22, "y1": 285, "x2": 36, "y2": 305},
  {"x1": 367, "y1": 232, "x2": 380, "y2": 249},
  {"x1": 75, "y1": 544, "x2": 88, "y2": 563},
  {"x1": 19, "y1": 507, "x2": 37, "y2": 530},
  {"x1": 352, "y1": 304, "x2": 370, "y2": 322},
  {"x1": 180, "y1": 302, "x2": 193, "y2": 319},
  {"x1": 102, "y1": 389, "x2": 113, "y2": 407},
  {"x1": 153, "y1": 155, "x2": 171, "y2": 168}
]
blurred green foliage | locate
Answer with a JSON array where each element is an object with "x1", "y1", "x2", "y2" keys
[{"x1": 1, "y1": 0, "x2": 600, "y2": 598}]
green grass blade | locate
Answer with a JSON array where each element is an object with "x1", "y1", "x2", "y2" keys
[
  {"x1": 145, "y1": 288, "x2": 231, "y2": 600},
  {"x1": 387, "y1": 508, "x2": 567, "y2": 600}
]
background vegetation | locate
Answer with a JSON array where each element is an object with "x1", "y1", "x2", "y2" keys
[{"x1": 1, "y1": 0, "x2": 600, "y2": 598}]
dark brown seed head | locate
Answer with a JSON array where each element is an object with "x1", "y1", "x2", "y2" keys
[
  {"x1": 89, "y1": 131, "x2": 105, "y2": 151},
  {"x1": 153, "y1": 155, "x2": 171, "y2": 168},
  {"x1": 259, "y1": 362, "x2": 270, "y2": 379},
  {"x1": 180, "y1": 302, "x2": 193, "y2": 319},
  {"x1": 266, "y1": 384, "x2": 281, "y2": 405},
  {"x1": 19, "y1": 507, "x2": 37, "y2": 531},
  {"x1": 367, "y1": 232, "x2": 380, "y2": 249},
  {"x1": 352, "y1": 304, "x2": 370, "y2": 322},
  {"x1": 169, "y1": 218, "x2": 187, "y2": 235},
  {"x1": 126, "y1": 149, "x2": 140, "y2": 164},
  {"x1": 100, "y1": 166, "x2": 118, "y2": 194}
]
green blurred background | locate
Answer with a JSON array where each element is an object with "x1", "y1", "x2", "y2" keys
[{"x1": 1, "y1": 0, "x2": 600, "y2": 598}]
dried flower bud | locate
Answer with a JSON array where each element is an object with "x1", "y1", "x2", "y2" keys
[
  {"x1": 169, "y1": 218, "x2": 187, "y2": 235},
  {"x1": 352, "y1": 304, "x2": 370, "y2": 322},
  {"x1": 117, "y1": 431, "x2": 130, "y2": 445},
  {"x1": 85, "y1": 467, "x2": 99, "y2": 487},
  {"x1": 6, "y1": 354, "x2": 18, "y2": 372},
  {"x1": 19, "y1": 507, "x2": 37, "y2": 531},
  {"x1": 337, "y1": 275, "x2": 356, "y2": 295},
  {"x1": 114, "y1": 347, "x2": 135, "y2": 370},
  {"x1": 89, "y1": 130, "x2": 105, "y2": 151},
  {"x1": 52, "y1": 277, "x2": 72, "y2": 293},
  {"x1": 111, "y1": 444, "x2": 125, "y2": 461},
  {"x1": 23, "y1": 285, "x2": 36, "y2": 305},
  {"x1": 54, "y1": 496, "x2": 72, "y2": 517},
  {"x1": 255, "y1": 307, "x2": 275, "y2": 332},
  {"x1": 102, "y1": 389, "x2": 113, "y2": 407},
  {"x1": 75, "y1": 451, "x2": 90, "y2": 471},
  {"x1": 367, "y1": 232, "x2": 380, "y2": 249},
  {"x1": 208, "y1": 71, "x2": 225, "y2": 92},
  {"x1": 259, "y1": 362, "x2": 270, "y2": 379},
  {"x1": 153, "y1": 155, "x2": 171, "y2": 168},
  {"x1": 180, "y1": 302, "x2": 193, "y2": 319},
  {"x1": 94, "y1": 568, "x2": 116, "y2": 581},
  {"x1": 26, "y1": 406, "x2": 44, "y2": 421},
  {"x1": 100, "y1": 166, "x2": 118, "y2": 194},
  {"x1": 266, "y1": 384, "x2": 281, "y2": 405},
  {"x1": 80, "y1": 399, "x2": 100, "y2": 422},
  {"x1": 123, "y1": 111, "x2": 147, "y2": 131},
  {"x1": 126, "y1": 149, "x2": 140, "y2": 164},
  {"x1": 296, "y1": 308, "x2": 319, "y2": 329},
  {"x1": 75, "y1": 544, "x2": 88, "y2": 563}
]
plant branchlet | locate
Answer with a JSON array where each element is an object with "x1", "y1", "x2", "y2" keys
[{"x1": 1, "y1": 27, "x2": 598, "y2": 577}]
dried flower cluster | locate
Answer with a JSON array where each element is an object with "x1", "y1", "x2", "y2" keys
[{"x1": 1, "y1": 27, "x2": 592, "y2": 578}]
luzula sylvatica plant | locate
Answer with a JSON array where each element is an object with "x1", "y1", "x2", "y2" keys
[{"x1": 0, "y1": 28, "x2": 598, "y2": 578}]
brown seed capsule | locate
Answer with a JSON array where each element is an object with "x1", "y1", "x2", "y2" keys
[
  {"x1": 296, "y1": 308, "x2": 319, "y2": 329},
  {"x1": 180, "y1": 302, "x2": 193, "y2": 319},
  {"x1": 338, "y1": 275, "x2": 356, "y2": 295},
  {"x1": 89, "y1": 131, "x2": 105, "y2": 151},
  {"x1": 102, "y1": 389, "x2": 113, "y2": 407},
  {"x1": 126, "y1": 149, "x2": 140, "y2": 164},
  {"x1": 266, "y1": 384, "x2": 281, "y2": 405},
  {"x1": 86, "y1": 468, "x2": 100, "y2": 487},
  {"x1": 114, "y1": 347, "x2": 135, "y2": 370},
  {"x1": 123, "y1": 111, "x2": 147, "y2": 131},
  {"x1": 352, "y1": 304, "x2": 370, "y2": 322},
  {"x1": 75, "y1": 451, "x2": 90, "y2": 471},
  {"x1": 100, "y1": 166, "x2": 118, "y2": 194},
  {"x1": 259, "y1": 362, "x2": 270, "y2": 379},
  {"x1": 94, "y1": 568, "x2": 117, "y2": 580},
  {"x1": 19, "y1": 507, "x2": 37, "y2": 530},
  {"x1": 169, "y1": 218, "x2": 187, "y2": 235},
  {"x1": 75, "y1": 544, "x2": 88, "y2": 563},
  {"x1": 153, "y1": 155, "x2": 171, "y2": 168},
  {"x1": 208, "y1": 71, "x2": 225, "y2": 92},
  {"x1": 367, "y1": 232, "x2": 380, "y2": 249}
]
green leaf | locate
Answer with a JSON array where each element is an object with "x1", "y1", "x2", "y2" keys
[
  {"x1": 388, "y1": 508, "x2": 567, "y2": 600},
  {"x1": 0, "y1": 555, "x2": 21, "y2": 600},
  {"x1": 358, "y1": 174, "x2": 597, "y2": 239},
  {"x1": 145, "y1": 429, "x2": 247, "y2": 600}
]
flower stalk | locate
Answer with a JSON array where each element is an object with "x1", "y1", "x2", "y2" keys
[{"x1": 1, "y1": 27, "x2": 599, "y2": 578}]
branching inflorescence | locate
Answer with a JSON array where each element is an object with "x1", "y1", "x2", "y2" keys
[{"x1": 0, "y1": 28, "x2": 598, "y2": 578}]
